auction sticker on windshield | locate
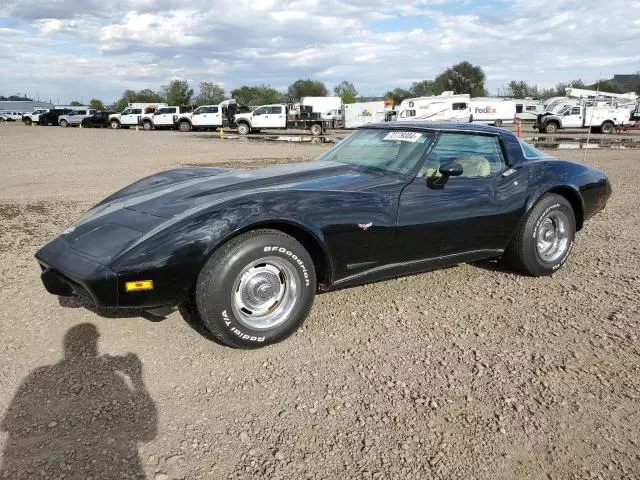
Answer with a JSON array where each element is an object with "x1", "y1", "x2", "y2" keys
[{"x1": 383, "y1": 131, "x2": 423, "y2": 142}]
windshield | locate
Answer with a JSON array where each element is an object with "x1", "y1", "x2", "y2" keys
[
  {"x1": 519, "y1": 140, "x2": 551, "y2": 159},
  {"x1": 315, "y1": 128, "x2": 434, "y2": 174}
]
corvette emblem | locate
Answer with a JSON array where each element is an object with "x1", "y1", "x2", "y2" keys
[{"x1": 357, "y1": 222, "x2": 373, "y2": 230}]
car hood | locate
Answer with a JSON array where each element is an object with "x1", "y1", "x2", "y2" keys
[{"x1": 58, "y1": 161, "x2": 403, "y2": 261}]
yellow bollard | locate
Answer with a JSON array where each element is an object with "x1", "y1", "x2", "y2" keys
[
  {"x1": 135, "y1": 125, "x2": 139, "y2": 132},
  {"x1": 219, "y1": 127, "x2": 224, "y2": 139},
  {"x1": 79, "y1": 122, "x2": 83, "y2": 128}
]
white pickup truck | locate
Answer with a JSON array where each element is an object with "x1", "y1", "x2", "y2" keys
[
  {"x1": 175, "y1": 100, "x2": 241, "y2": 132},
  {"x1": 22, "y1": 109, "x2": 50, "y2": 126},
  {"x1": 535, "y1": 105, "x2": 631, "y2": 134},
  {"x1": 109, "y1": 103, "x2": 167, "y2": 129},
  {"x1": 141, "y1": 106, "x2": 189, "y2": 131},
  {"x1": 234, "y1": 104, "x2": 329, "y2": 136}
]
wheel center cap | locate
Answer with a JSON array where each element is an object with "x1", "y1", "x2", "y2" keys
[{"x1": 544, "y1": 230, "x2": 555, "y2": 242}]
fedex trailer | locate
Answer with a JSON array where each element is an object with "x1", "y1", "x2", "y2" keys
[{"x1": 470, "y1": 98, "x2": 516, "y2": 126}]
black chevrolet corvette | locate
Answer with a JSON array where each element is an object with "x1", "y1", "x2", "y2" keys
[{"x1": 36, "y1": 123, "x2": 611, "y2": 348}]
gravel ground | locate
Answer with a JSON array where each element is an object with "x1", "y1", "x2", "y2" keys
[{"x1": 0, "y1": 123, "x2": 638, "y2": 480}]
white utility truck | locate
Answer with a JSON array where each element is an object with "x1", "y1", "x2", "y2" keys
[
  {"x1": 109, "y1": 103, "x2": 167, "y2": 129},
  {"x1": 234, "y1": 104, "x2": 330, "y2": 135},
  {"x1": 176, "y1": 100, "x2": 239, "y2": 132},
  {"x1": 535, "y1": 104, "x2": 631, "y2": 134}
]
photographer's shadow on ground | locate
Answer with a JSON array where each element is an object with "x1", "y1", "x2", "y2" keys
[{"x1": 0, "y1": 323, "x2": 157, "y2": 479}]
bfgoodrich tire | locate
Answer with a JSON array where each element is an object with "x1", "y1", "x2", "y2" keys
[
  {"x1": 506, "y1": 193, "x2": 576, "y2": 276},
  {"x1": 195, "y1": 229, "x2": 316, "y2": 348}
]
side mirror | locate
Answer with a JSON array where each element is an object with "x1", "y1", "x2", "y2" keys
[{"x1": 439, "y1": 162, "x2": 463, "y2": 177}]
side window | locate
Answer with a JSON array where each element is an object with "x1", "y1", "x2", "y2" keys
[
  {"x1": 525, "y1": 105, "x2": 537, "y2": 111},
  {"x1": 78, "y1": 110, "x2": 86, "y2": 115},
  {"x1": 210, "y1": 106, "x2": 218, "y2": 113},
  {"x1": 155, "y1": 108, "x2": 167, "y2": 115},
  {"x1": 571, "y1": 107, "x2": 581, "y2": 115},
  {"x1": 253, "y1": 106, "x2": 268, "y2": 115},
  {"x1": 422, "y1": 133, "x2": 506, "y2": 178},
  {"x1": 515, "y1": 104, "x2": 523, "y2": 113},
  {"x1": 167, "y1": 108, "x2": 177, "y2": 114},
  {"x1": 452, "y1": 102, "x2": 468, "y2": 111},
  {"x1": 269, "y1": 106, "x2": 282, "y2": 114}
]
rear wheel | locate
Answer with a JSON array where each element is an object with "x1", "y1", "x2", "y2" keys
[
  {"x1": 310, "y1": 123, "x2": 322, "y2": 136},
  {"x1": 195, "y1": 229, "x2": 316, "y2": 348},
  {"x1": 600, "y1": 121, "x2": 614, "y2": 134},
  {"x1": 506, "y1": 193, "x2": 575, "y2": 276},
  {"x1": 179, "y1": 120, "x2": 191, "y2": 132},
  {"x1": 237, "y1": 123, "x2": 250, "y2": 135}
]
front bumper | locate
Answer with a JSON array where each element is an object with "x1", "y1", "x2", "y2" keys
[{"x1": 36, "y1": 237, "x2": 119, "y2": 306}]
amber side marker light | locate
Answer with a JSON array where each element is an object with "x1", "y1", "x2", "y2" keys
[{"x1": 125, "y1": 280, "x2": 154, "y2": 292}]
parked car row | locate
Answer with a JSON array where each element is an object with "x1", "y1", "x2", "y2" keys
[{"x1": 1, "y1": 111, "x2": 25, "y2": 121}]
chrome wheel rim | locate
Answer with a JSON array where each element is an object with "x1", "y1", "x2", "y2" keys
[
  {"x1": 231, "y1": 257, "x2": 299, "y2": 330},
  {"x1": 536, "y1": 211, "x2": 570, "y2": 263}
]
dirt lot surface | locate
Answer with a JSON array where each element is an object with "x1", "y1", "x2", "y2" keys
[{"x1": 0, "y1": 123, "x2": 638, "y2": 479}]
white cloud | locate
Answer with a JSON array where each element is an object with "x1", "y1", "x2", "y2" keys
[{"x1": 0, "y1": 0, "x2": 639, "y2": 102}]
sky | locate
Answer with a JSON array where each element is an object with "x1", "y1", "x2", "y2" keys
[{"x1": 0, "y1": 0, "x2": 639, "y2": 104}]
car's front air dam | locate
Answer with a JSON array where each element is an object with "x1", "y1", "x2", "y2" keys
[{"x1": 35, "y1": 237, "x2": 119, "y2": 306}]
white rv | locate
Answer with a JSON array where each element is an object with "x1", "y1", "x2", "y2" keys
[
  {"x1": 514, "y1": 99, "x2": 543, "y2": 121},
  {"x1": 396, "y1": 92, "x2": 471, "y2": 123},
  {"x1": 343, "y1": 102, "x2": 387, "y2": 128}
]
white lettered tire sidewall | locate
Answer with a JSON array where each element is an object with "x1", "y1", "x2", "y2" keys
[
  {"x1": 509, "y1": 193, "x2": 576, "y2": 276},
  {"x1": 195, "y1": 230, "x2": 316, "y2": 348}
]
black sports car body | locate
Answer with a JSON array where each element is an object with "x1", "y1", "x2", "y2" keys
[{"x1": 37, "y1": 123, "x2": 611, "y2": 348}]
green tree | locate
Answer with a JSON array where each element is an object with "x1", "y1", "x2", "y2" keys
[
  {"x1": 230, "y1": 85, "x2": 285, "y2": 106},
  {"x1": 410, "y1": 80, "x2": 436, "y2": 97},
  {"x1": 384, "y1": 88, "x2": 413, "y2": 105},
  {"x1": 89, "y1": 98, "x2": 105, "y2": 110},
  {"x1": 287, "y1": 79, "x2": 328, "y2": 102},
  {"x1": 433, "y1": 61, "x2": 487, "y2": 96},
  {"x1": 113, "y1": 89, "x2": 165, "y2": 112},
  {"x1": 507, "y1": 80, "x2": 540, "y2": 98},
  {"x1": 163, "y1": 79, "x2": 193, "y2": 106},
  {"x1": 70, "y1": 100, "x2": 83, "y2": 106},
  {"x1": 195, "y1": 82, "x2": 225, "y2": 106},
  {"x1": 334, "y1": 81, "x2": 358, "y2": 104},
  {"x1": 589, "y1": 79, "x2": 623, "y2": 93}
]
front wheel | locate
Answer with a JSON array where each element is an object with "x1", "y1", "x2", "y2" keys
[
  {"x1": 110, "y1": 120, "x2": 120, "y2": 129},
  {"x1": 544, "y1": 122, "x2": 558, "y2": 134},
  {"x1": 494, "y1": 119, "x2": 503, "y2": 127},
  {"x1": 23, "y1": 118, "x2": 32, "y2": 126},
  {"x1": 60, "y1": 119, "x2": 69, "y2": 127},
  {"x1": 179, "y1": 121, "x2": 191, "y2": 132},
  {"x1": 142, "y1": 121, "x2": 153, "y2": 131},
  {"x1": 195, "y1": 229, "x2": 316, "y2": 348},
  {"x1": 506, "y1": 193, "x2": 576, "y2": 276},
  {"x1": 237, "y1": 123, "x2": 250, "y2": 135}
]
